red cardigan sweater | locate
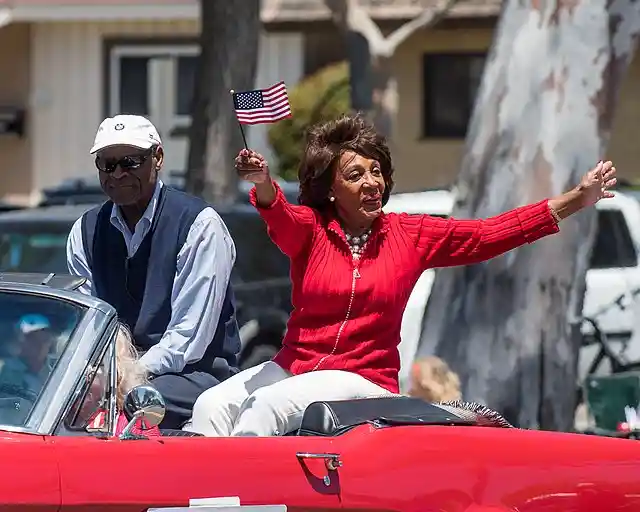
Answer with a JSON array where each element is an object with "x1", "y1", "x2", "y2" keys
[{"x1": 250, "y1": 184, "x2": 559, "y2": 393}]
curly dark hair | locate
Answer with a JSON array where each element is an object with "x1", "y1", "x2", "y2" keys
[{"x1": 297, "y1": 114, "x2": 395, "y2": 209}]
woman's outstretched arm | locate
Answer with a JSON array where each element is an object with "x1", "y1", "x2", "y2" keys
[{"x1": 403, "y1": 160, "x2": 617, "y2": 269}]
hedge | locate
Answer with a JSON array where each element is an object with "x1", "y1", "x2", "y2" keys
[{"x1": 268, "y1": 61, "x2": 350, "y2": 181}]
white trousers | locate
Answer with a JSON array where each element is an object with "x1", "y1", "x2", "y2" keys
[{"x1": 182, "y1": 361, "x2": 392, "y2": 436}]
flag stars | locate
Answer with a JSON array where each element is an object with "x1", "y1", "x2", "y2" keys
[{"x1": 235, "y1": 91, "x2": 264, "y2": 110}]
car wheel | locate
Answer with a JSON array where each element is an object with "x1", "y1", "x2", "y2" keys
[{"x1": 240, "y1": 343, "x2": 280, "y2": 370}]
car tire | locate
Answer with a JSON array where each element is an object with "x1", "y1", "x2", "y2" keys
[{"x1": 240, "y1": 342, "x2": 280, "y2": 370}]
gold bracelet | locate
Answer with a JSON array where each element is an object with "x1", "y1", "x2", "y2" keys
[{"x1": 549, "y1": 206, "x2": 561, "y2": 224}]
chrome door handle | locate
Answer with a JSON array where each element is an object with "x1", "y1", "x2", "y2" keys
[{"x1": 296, "y1": 452, "x2": 343, "y2": 470}]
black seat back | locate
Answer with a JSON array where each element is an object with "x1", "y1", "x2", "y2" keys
[{"x1": 298, "y1": 396, "x2": 474, "y2": 436}]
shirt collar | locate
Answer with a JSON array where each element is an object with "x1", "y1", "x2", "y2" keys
[{"x1": 110, "y1": 180, "x2": 163, "y2": 232}]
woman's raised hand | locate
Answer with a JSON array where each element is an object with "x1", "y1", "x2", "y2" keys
[
  {"x1": 235, "y1": 149, "x2": 270, "y2": 184},
  {"x1": 548, "y1": 160, "x2": 618, "y2": 222},
  {"x1": 577, "y1": 160, "x2": 617, "y2": 207}
]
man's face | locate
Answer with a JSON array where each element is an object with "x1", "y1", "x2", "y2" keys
[
  {"x1": 95, "y1": 145, "x2": 162, "y2": 206},
  {"x1": 20, "y1": 329, "x2": 53, "y2": 374}
]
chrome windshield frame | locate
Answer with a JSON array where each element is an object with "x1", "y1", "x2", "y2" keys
[{"x1": 0, "y1": 282, "x2": 116, "y2": 435}]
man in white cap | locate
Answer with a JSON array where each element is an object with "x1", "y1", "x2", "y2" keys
[
  {"x1": 0, "y1": 314, "x2": 55, "y2": 403},
  {"x1": 66, "y1": 114, "x2": 241, "y2": 429}
]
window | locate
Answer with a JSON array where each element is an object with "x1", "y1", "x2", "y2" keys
[
  {"x1": 108, "y1": 43, "x2": 199, "y2": 122},
  {"x1": 176, "y1": 55, "x2": 198, "y2": 116},
  {"x1": 590, "y1": 210, "x2": 638, "y2": 269},
  {"x1": 422, "y1": 53, "x2": 486, "y2": 138},
  {"x1": 118, "y1": 56, "x2": 149, "y2": 115}
]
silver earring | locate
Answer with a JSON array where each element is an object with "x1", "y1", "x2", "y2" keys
[{"x1": 329, "y1": 196, "x2": 335, "y2": 202}]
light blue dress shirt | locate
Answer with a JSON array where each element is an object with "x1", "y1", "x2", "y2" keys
[{"x1": 65, "y1": 180, "x2": 236, "y2": 376}]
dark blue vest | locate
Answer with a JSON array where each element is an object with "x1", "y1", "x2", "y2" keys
[{"x1": 80, "y1": 186, "x2": 240, "y2": 380}]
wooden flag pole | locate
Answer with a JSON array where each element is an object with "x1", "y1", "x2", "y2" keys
[{"x1": 230, "y1": 89, "x2": 249, "y2": 149}]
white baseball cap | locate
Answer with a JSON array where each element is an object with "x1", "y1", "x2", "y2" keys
[{"x1": 90, "y1": 114, "x2": 162, "y2": 154}]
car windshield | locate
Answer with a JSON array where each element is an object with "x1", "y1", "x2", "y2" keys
[
  {"x1": 0, "y1": 290, "x2": 84, "y2": 428},
  {"x1": 0, "y1": 228, "x2": 70, "y2": 274}
]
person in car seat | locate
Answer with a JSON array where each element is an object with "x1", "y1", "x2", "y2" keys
[
  {"x1": 0, "y1": 314, "x2": 55, "y2": 401},
  {"x1": 408, "y1": 356, "x2": 462, "y2": 403},
  {"x1": 66, "y1": 115, "x2": 241, "y2": 429},
  {"x1": 184, "y1": 114, "x2": 617, "y2": 437},
  {"x1": 85, "y1": 323, "x2": 160, "y2": 437}
]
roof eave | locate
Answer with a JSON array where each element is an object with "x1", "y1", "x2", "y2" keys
[{"x1": 1, "y1": 1, "x2": 499, "y2": 24}]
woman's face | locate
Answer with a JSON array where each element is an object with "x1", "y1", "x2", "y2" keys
[{"x1": 331, "y1": 150, "x2": 386, "y2": 230}]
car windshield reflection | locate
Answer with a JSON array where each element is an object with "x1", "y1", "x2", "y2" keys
[{"x1": 0, "y1": 291, "x2": 85, "y2": 428}]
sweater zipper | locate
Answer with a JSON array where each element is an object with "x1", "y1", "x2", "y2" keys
[{"x1": 313, "y1": 228, "x2": 364, "y2": 371}]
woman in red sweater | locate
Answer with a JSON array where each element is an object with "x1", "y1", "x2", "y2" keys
[{"x1": 184, "y1": 114, "x2": 616, "y2": 437}]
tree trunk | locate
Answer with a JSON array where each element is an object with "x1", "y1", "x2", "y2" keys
[
  {"x1": 369, "y1": 55, "x2": 396, "y2": 140},
  {"x1": 186, "y1": 0, "x2": 260, "y2": 203},
  {"x1": 347, "y1": 47, "x2": 396, "y2": 137},
  {"x1": 344, "y1": 32, "x2": 396, "y2": 138},
  {"x1": 418, "y1": 0, "x2": 640, "y2": 431}
]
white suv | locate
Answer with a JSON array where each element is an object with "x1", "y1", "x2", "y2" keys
[{"x1": 385, "y1": 190, "x2": 640, "y2": 390}]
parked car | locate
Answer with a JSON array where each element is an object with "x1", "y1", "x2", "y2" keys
[
  {"x1": 39, "y1": 176, "x2": 300, "y2": 207},
  {"x1": 0, "y1": 202, "x2": 292, "y2": 370},
  {"x1": 0, "y1": 273, "x2": 639, "y2": 511},
  {"x1": 0, "y1": 202, "x2": 23, "y2": 213},
  {"x1": 384, "y1": 189, "x2": 640, "y2": 390}
]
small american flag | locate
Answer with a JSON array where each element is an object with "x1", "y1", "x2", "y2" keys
[{"x1": 232, "y1": 81, "x2": 292, "y2": 125}]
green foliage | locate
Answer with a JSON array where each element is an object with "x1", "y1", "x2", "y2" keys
[{"x1": 268, "y1": 61, "x2": 350, "y2": 181}]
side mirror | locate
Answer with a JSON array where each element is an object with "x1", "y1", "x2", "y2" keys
[{"x1": 119, "y1": 384, "x2": 165, "y2": 440}]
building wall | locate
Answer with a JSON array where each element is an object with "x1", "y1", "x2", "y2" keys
[
  {"x1": 27, "y1": 20, "x2": 302, "y2": 201},
  {"x1": 0, "y1": 23, "x2": 32, "y2": 204},
  {"x1": 393, "y1": 26, "x2": 640, "y2": 192}
]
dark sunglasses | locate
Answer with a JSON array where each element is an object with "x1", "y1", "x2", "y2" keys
[{"x1": 95, "y1": 148, "x2": 153, "y2": 174}]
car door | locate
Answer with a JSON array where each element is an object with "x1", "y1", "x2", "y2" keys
[
  {"x1": 0, "y1": 432, "x2": 60, "y2": 511},
  {"x1": 53, "y1": 435, "x2": 343, "y2": 511}
]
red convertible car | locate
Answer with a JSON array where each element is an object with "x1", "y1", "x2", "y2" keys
[{"x1": 1, "y1": 273, "x2": 640, "y2": 512}]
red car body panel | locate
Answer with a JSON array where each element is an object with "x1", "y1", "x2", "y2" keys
[
  {"x1": 337, "y1": 426, "x2": 640, "y2": 511},
  {"x1": 4, "y1": 424, "x2": 640, "y2": 511},
  {"x1": 0, "y1": 432, "x2": 59, "y2": 511}
]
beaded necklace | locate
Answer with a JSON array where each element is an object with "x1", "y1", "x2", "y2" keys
[{"x1": 344, "y1": 229, "x2": 372, "y2": 259}]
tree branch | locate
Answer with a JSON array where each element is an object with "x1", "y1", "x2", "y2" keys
[
  {"x1": 384, "y1": 0, "x2": 461, "y2": 54},
  {"x1": 325, "y1": 0, "x2": 460, "y2": 57},
  {"x1": 325, "y1": 0, "x2": 388, "y2": 54}
]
